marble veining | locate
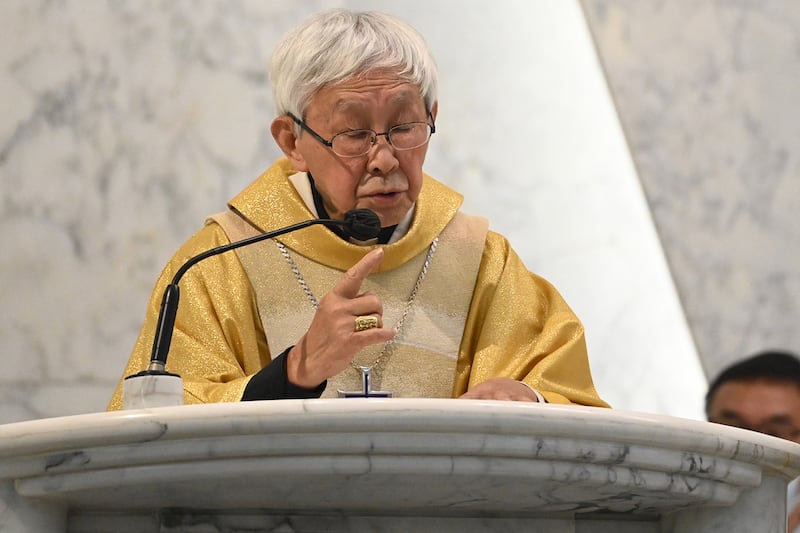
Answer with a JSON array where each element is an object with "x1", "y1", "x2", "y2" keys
[
  {"x1": 0, "y1": 400, "x2": 798, "y2": 532},
  {"x1": 581, "y1": 0, "x2": 800, "y2": 377}
]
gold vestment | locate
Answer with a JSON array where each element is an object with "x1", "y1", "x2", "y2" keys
[{"x1": 109, "y1": 158, "x2": 608, "y2": 409}]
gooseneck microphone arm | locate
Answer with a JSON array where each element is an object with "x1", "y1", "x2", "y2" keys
[{"x1": 142, "y1": 209, "x2": 381, "y2": 375}]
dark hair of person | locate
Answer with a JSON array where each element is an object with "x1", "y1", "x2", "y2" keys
[{"x1": 705, "y1": 350, "x2": 800, "y2": 415}]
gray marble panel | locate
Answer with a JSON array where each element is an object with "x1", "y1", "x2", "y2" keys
[{"x1": 582, "y1": 0, "x2": 800, "y2": 378}]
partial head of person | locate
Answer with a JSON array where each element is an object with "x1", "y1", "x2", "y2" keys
[
  {"x1": 268, "y1": 9, "x2": 439, "y2": 229},
  {"x1": 705, "y1": 350, "x2": 800, "y2": 443}
]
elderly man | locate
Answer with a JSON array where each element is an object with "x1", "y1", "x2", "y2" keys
[
  {"x1": 109, "y1": 9, "x2": 607, "y2": 408},
  {"x1": 706, "y1": 350, "x2": 800, "y2": 532}
]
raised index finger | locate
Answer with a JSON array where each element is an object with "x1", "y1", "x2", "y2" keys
[{"x1": 334, "y1": 248, "x2": 385, "y2": 298}]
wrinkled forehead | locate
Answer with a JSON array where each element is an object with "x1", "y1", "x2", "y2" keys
[{"x1": 305, "y1": 71, "x2": 427, "y2": 117}]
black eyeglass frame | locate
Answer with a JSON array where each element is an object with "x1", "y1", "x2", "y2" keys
[{"x1": 287, "y1": 111, "x2": 436, "y2": 158}]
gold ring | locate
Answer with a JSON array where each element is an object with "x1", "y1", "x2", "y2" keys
[{"x1": 355, "y1": 315, "x2": 379, "y2": 332}]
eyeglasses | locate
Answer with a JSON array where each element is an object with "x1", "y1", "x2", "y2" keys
[{"x1": 287, "y1": 112, "x2": 435, "y2": 158}]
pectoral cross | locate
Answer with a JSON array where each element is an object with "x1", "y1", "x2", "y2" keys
[{"x1": 337, "y1": 366, "x2": 393, "y2": 398}]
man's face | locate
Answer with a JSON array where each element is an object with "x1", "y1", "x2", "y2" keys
[
  {"x1": 288, "y1": 70, "x2": 434, "y2": 227},
  {"x1": 707, "y1": 378, "x2": 800, "y2": 443}
]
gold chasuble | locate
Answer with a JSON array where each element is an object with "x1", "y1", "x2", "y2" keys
[
  {"x1": 210, "y1": 205, "x2": 485, "y2": 398},
  {"x1": 108, "y1": 158, "x2": 608, "y2": 409}
]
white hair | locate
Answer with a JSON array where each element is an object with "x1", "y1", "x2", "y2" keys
[{"x1": 269, "y1": 9, "x2": 439, "y2": 118}]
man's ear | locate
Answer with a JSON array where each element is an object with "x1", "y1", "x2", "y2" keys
[
  {"x1": 271, "y1": 116, "x2": 308, "y2": 172},
  {"x1": 430, "y1": 100, "x2": 438, "y2": 123}
]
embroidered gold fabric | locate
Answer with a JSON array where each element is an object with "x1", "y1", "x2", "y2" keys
[
  {"x1": 223, "y1": 203, "x2": 484, "y2": 398},
  {"x1": 108, "y1": 157, "x2": 609, "y2": 409}
]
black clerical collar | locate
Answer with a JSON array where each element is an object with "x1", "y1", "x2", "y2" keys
[{"x1": 308, "y1": 174, "x2": 396, "y2": 244}]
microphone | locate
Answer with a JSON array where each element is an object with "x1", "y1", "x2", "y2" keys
[
  {"x1": 343, "y1": 208, "x2": 383, "y2": 241},
  {"x1": 122, "y1": 208, "x2": 381, "y2": 408}
]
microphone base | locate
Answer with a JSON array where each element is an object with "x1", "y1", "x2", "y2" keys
[{"x1": 122, "y1": 370, "x2": 184, "y2": 410}]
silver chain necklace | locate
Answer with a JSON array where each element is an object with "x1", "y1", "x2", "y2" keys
[{"x1": 275, "y1": 237, "x2": 438, "y2": 374}]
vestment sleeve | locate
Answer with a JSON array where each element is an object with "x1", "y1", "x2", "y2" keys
[
  {"x1": 107, "y1": 223, "x2": 274, "y2": 409},
  {"x1": 455, "y1": 231, "x2": 609, "y2": 407},
  {"x1": 242, "y1": 348, "x2": 326, "y2": 401}
]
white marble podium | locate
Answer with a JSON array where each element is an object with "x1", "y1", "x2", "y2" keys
[{"x1": 1, "y1": 399, "x2": 799, "y2": 533}]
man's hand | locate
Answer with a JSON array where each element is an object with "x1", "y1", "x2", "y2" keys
[
  {"x1": 287, "y1": 248, "x2": 394, "y2": 388},
  {"x1": 459, "y1": 378, "x2": 539, "y2": 402}
]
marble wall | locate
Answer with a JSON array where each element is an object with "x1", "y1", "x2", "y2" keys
[
  {"x1": 582, "y1": 0, "x2": 800, "y2": 379},
  {"x1": 0, "y1": 0, "x2": 719, "y2": 425}
]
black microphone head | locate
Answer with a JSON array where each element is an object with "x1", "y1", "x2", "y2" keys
[{"x1": 343, "y1": 209, "x2": 382, "y2": 241}]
